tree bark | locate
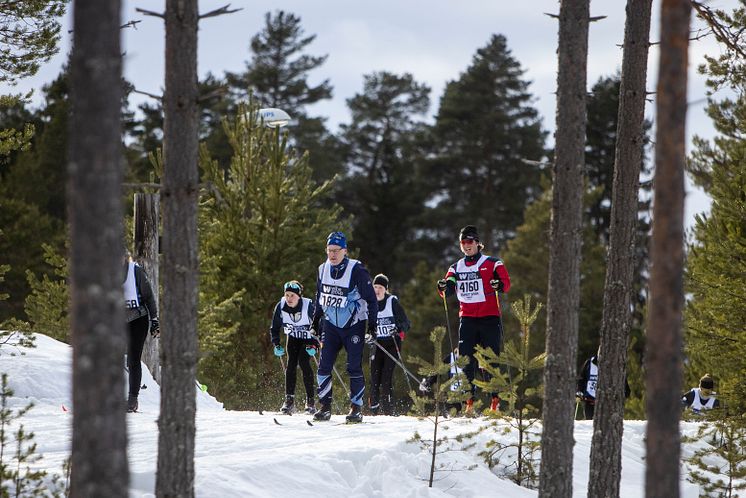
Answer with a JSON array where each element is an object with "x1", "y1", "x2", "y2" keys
[
  {"x1": 645, "y1": 1, "x2": 690, "y2": 497},
  {"x1": 539, "y1": 1, "x2": 589, "y2": 497},
  {"x1": 68, "y1": 0, "x2": 127, "y2": 496},
  {"x1": 134, "y1": 193, "x2": 161, "y2": 385},
  {"x1": 155, "y1": 0, "x2": 199, "y2": 496},
  {"x1": 588, "y1": 1, "x2": 652, "y2": 497}
]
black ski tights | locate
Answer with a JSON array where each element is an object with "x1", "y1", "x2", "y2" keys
[
  {"x1": 127, "y1": 316, "x2": 149, "y2": 398},
  {"x1": 285, "y1": 336, "x2": 315, "y2": 401}
]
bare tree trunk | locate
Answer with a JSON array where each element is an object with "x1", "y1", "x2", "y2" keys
[
  {"x1": 68, "y1": 0, "x2": 126, "y2": 496},
  {"x1": 155, "y1": 0, "x2": 199, "y2": 495},
  {"x1": 588, "y1": 1, "x2": 652, "y2": 497},
  {"x1": 134, "y1": 193, "x2": 161, "y2": 385},
  {"x1": 539, "y1": 1, "x2": 589, "y2": 497},
  {"x1": 645, "y1": 1, "x2": 690, "y2": 497}
]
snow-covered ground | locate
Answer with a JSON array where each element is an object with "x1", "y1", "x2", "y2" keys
[{"x1": 2, "y1": 333, "x2": 706, "y2": 497}]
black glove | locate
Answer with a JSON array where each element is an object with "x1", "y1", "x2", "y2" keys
[
  {"x1": 437, "y1": 279, "x2": 448, "y2": 292},
  {"x1": 490, "y1": 278, "x2": 504, "y2": 292},
  {"x1": 150, "y1": 318, "x2": 160, "y2": 337}
]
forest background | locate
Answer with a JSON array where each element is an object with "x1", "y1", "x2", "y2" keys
[{"x1": 1, "y1": 0, "x2": 743, "y2": 415}]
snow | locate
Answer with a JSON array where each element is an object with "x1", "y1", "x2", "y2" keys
[{"x1": 1, "y1": 333, "x2": 707, "y2": 497}]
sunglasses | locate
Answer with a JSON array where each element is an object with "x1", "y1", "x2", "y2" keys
[{"x1": 283, "y1": 281, "x2": 301, "y2": 293}]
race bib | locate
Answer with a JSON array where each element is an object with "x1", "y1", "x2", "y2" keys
[
  {"x1": 456, "y1": 276, "x2": 485, "y2": 303},
  {"x1": 319, "y1": 292, "x2": 347, "y2": 308}
]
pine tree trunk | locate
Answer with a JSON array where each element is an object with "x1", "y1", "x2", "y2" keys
[
  {"x1": 68, "y1": 0, "x2": 127, "y2": 496},
  {"x1": 156, "y1": 0, "x2": 199, "y2": 496},
  {"x1": 645, "y1": 1, "x2": 690, "y2": 497},
  {"x1": 134, "y1": 193, "x2": 161, "y2": 384},
  {"x1": 539, "y1": 1, "x2": 589, "y2": 497},
  {"x1": 588, "y1": 1, "x2": 652, "y2": 497}
]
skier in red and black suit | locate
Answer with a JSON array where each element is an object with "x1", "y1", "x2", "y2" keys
[{"x1": 437, "y1": 225, "x2": 510, "y2": 413}]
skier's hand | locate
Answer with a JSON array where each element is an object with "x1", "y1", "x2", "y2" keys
[
  {"x1": 419, "y1": 378, "x2": 430, "y2": 393},
  {"x1": 397, "y1": 331, "x2": 406, "y2": 341},
  {"x1": 149, "y1": 318, "x2": 160, "y2": 337},
  {"x1": 489, "y1": 278, "x2": 504, "y2": 292},
  {"x1": 436, "y1": 279, "x2": 448, "y2": 292},
  {"x1": 305, "y1": 345, "x2": 317, "y2": 357},
  {"x1": 273, "y1": 345, "x2": 285, "y2": 357},
  {"x1": 576, "y1": 391, "x2": 584, "y2": 400},
  {"x1": 365, "y1": 332, "x2": 376, "y2": 345}
]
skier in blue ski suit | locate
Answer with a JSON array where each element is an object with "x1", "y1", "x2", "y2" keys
[{"x1": 312, "y1": 232, "x2": 378, "y2": 423}]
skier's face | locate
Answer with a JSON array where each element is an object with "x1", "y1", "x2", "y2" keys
[
  {"x1": 284, "y1": 291, "x2": 300, "y2": 307},
  {"x1": 459, "y1": 238, "x2": 479, "y2": 256},
  {"x1": 326, "y1": 244, "x2": 346, "y2": 265},
  {"x1": 373, "y1": 284, "x2": 386, "y2": 301}
]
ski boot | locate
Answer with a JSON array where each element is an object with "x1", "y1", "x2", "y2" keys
[
  {"x1": 490, "y1": 395, "x2": 501, "y2": 412},
  {"x1": 369, "y1": 403, "x2": 380, "y2": 416},
  {"x1": 313, "y1": 403, "x2": 332, "y2": 421},
  {"x1": 280, "y1": 395, "x2": 294, "y2": 415},
  {"x1": 345, "y1": 403, "x2": 363, "y2": 424},
  {"x1": 127, "y1": 395, "x2": 138, "y2": 413},
  {"x1": 304, "y1": 399, "x2": 317, "y2": 415}
]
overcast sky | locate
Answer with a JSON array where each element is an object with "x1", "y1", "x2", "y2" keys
[{"x1": 9, "y1": 0, "x2": 741, "y2": 226}]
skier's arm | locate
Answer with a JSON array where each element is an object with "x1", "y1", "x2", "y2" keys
[
  {"x1": 355, "y1": 264, "x2": 378, "y2": 329},
  {"x1": 437, "y1": 266, "x2": 457, "y2": 298},
  {"x1": 681, "y1": 390, "x2": 695, "y2": 407},
  {"x1": 269, "y1": 302, "x2": 283, "y2": 346},
  {"x1": 491, "y1": 257, "x2": 511, "y2": 294},
  {"x1": 391, "y1": 297, "x2": 411, "y2": 333},
  {"x1": 577, "y1": 360, "x2": 590, "y2": 394},
  {"x1": 134, "y1": 265, "x2": 158, "y2": 318},
  {"x1": 311, "y1": 272, "x2": 323, "y2": 331}
]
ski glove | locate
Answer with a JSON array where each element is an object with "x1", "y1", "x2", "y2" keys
[
  {"x1": 489, "y1": 278, "x2": 504, "y2": 292},
  {"x1": 364, "y1": 332, "x2": 377, "y2": 345},
  {"x1": 397, "y1": 331, "x2": 406, "y2": 341},
  {"x1": 150, "y1": 318, "x2": 160, "y2": 337},
  {"x1": 419, "y1": 378, "x2": 430, "y2": 393},
  {"x1": 576, "y1": 391, "x2": 585, "y2": 400},
  {"x1": 305, "y1": 345, "x2": 317, "y2": 357},
  {"x1": 436, "y1": 279, "x2": 448, "y2": 292},
  {"x1": 273, "y1": 345, "x2": 285, "y2": 357}
]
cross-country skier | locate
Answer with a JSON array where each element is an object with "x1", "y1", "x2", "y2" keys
[
  {"x1": 437, "y1": 225, "x2": 510, "y2": 413},
  {"x1": 312, "y1": 232, "x2": 378, "y2": 423},
  {"x1": 576, "y1": 348, "x2": 630, "y2": 420},
  {"x1": 269, "y1": 280, "x2": 318, "y2": 415},
  {"x1": 368, "y1": 273, "x2": 410, "y2": 416},
  {"x1": 123, "y1": 250, "x2": 159, "y2": 413},
  {"x1": 682, "y1": 374, "x2": 720, "y2": 414},
  {"x1": 419, "y1": 348, "x2": 467, "y2": 416}
]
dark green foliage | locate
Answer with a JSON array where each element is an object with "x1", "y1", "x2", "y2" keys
[
  {"x1": 22, "y1": 244, "x2": 68, "y2": 343},
  {"x1": 337, "y1": 71, "x2": 431, "y2": 283},
  {"x1": 198, "y1": 102, "x2": 347, "y2": 409},
  {"x1": 0, "y1": 0, "x2": 66, "y2": 84},
  {"x1": 424, "y1": 34, "x2": 546, "y2": 260},
  {"x1": 226, "y1": 10, "x2": 341, "y2": 183},
  {"x1": 471, "y1": 295, "x2": 544, "y2": 488},
  {"x1": 685, "y1": 5, "x2": 746, "y2": 413},
  {"x1": 684, "y1": 415, "x2": 746, "y2": 498}
]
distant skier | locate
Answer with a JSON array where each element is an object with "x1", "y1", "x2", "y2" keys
[
  {"x1": 682, "y1": 374, "x2": 720, "y2": 414},
  {"x1": 312, "y1": 232, "x2": 378, "y2": 423},
  {"x1": 368, "y1": 274, "x2": 410, "y2": 416},
  {"x1": 269, "y1": 280, "x2": 317, "y2": 415},
  {"x1": 576, "y1": 348, "x2": 631, "y2": 420},
  {"x1": 123, "y1": 250, "x2": 159, "y2": 413},
  {"x1": 436, "y1": 225, "x2": 510, "y2": 413}
]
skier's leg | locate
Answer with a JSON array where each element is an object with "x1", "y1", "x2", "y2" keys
[
  {"x1": 369, "y1": 344, "x2": 384, "y2": 413},
  {"x1": 478, "y1": 316, "x2": 503, "y2": 398},
  {"x1": 285, "y1": 336, "x2": 300, "y2": 396},
  {"x1": 380, "y1": 341, "x2": 397, "y2": 415},
  {"x1": 458, "y1": 317, "x2": 479, "y2": 398},
  {"x1": 344, "y1": 322, "x2": 366, "y2": 407},
  {"x1": 127, "y1": 316, "x2": 149, "y2": 399},
  {"x1": 317, "y1": 324, "x2": 343, "y2": 408},
  {"x1": 298, "y1": 339, "x2": 315, "y2": 402}
]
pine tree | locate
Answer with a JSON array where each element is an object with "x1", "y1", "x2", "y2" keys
[
  {"x1": 685, "y1": 4, "x2": 746, "y2": 413},
  {"x1": 685, "y1": 415, "x2": 746, "y2": 498},
  {"x1": 23, "y1": 243, "x2": 69, "y2": 343},
  {"x1": 226, "y1": 10, "x2": 340, "y2": 182},
  {"x1": 337, "y1": 71, "x2": 430, "y2": 283},
  {"x1": 472, "y1": 295, "x2": 546, "y2": 489},
  {"x1": 198, "y1": 101, "x2": 346, "y2": 409},
  {"x1": 424, "y1": 34, "x2": 546, "y2": 260}
]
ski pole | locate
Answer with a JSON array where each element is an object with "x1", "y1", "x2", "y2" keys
[
  {"x1": 575, "y1": 398, "x2": 581, "y2": 420},
  {"x1": 372, "y1": 338, "x2": 421, "y2": 385},
  {"x1": 391, "y1": 336, "x2": 413, "y2": 392}
]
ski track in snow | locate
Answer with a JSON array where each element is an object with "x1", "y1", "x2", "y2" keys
[{"x1": 1, "y1": 334, "x2": 707, "y2": 497}]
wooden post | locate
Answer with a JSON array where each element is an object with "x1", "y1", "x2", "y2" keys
[{"x1": 134, "y1": 193, "x2": 161, "y2": 385}]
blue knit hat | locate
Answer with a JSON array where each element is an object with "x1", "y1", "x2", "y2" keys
[{"x1": 326, "y1": 231, "x2": 347, "y2": 248}]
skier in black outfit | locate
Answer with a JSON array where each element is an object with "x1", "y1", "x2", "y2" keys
[
  {"x1": 123, "y1": 251, "x2": 159, "y2": 413},
  {"x1": 269, "y1": 280, "x2": 318, "y2": 415},
  {"x1": 576, "y1": 349, "x2": 630, "y2": 420},
  {"x1": 418, "y1": 348, "x2": 467, "y2": 415},
  {"x1": 367, "y1": 274, "x2": 410, "y2": 416}
]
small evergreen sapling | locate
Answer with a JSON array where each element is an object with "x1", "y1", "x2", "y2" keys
[
  {"x1": 408, "y1": 326, "x2": 471, "y2": 487},
  {"x1": 471, "y1": 295, "x2": 546, "y2": 488}
]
